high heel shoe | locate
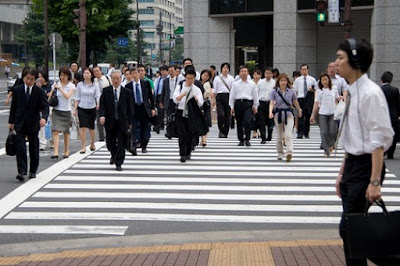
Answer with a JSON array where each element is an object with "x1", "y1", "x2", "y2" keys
[
  {"x1": 51, "y1": 155, "x2": 59, "y2": 160},
  {"x1": 63, "y1": 154, "x2": 69, "y2": 159},
  {"x1": 80, "y1": 150, "x2": 86, "y2": 154},
  {"x1": 202, "y1": 142, "x2": 207, "y2": 147},
  {"x1": 90, "y1": 146, "x2": 95, "y2": 151}
]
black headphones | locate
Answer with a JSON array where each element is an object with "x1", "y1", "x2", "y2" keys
[{"x1": 347, "y1": 38, "x2": 361, "y2": 69}]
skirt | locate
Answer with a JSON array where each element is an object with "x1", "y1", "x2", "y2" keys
[
  {"x1": 203, "y1": 99, "x2": 212, "y2": 128},
  {"x1": 78, "y1": 107, "x2": 96, "y2": 129},
  {"x1": 52, "y1": 109, "x2": 72, "y2": 134}
]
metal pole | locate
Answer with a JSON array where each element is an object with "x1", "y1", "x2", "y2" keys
[
  {"x1": 136, "y1": 0, "x2": 140, "y2": 64},
  {"x1": 169, "y1": 12, "x2": 171, "y2": 64},
  {"x1": 52, "y1": 33, "x2": 56, "y2": 83},
  {"x1": 159, "y1": 9, "x2": 162, "y2": 65},
  {"x1": 44, "y1": 0, "x2": 49, "y2": 74},
  {"x1": 344, "y1": 0, "x2": 352, "y2": 39},
  {"x1": 79, "y1": 0, "x2": 87, "y2": 68}
]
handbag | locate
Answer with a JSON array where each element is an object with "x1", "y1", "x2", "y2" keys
[
  {"x1": 6, "y1": 129, "x2": 17, "y2": 156},
  {"x1": 48, "y1": 88, "x2": 58, "y2": 107},
  {"x1": 345, "y1": 199, "x2": 400, "y2": 259}
]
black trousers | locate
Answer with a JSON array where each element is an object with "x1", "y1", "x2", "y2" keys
[
  {"x1": 165, "y1": 99, "x2": 176, "y2": 138},
  {"x1": 175, "y1": 110, "x2": 191, "y2": 157},
  {"x1": 216, "y1": 93, "x2": 230, "y2": 136},
  {"x1": 234, "y1": 100, "x2": 252, "y2": 142},
  {"x1": 258, "y1": 101, "x2": 274, "y2": 141},
  {"x1": 297, "y1": 98, "x2": 311, "y2": 137},
  {"x1": 106, "y1": 121, "x2": 126, "y2": 167},
  {"x1": 16, "y1": 131, "x2": 39, "y2": 175},
  {"x1": 387, "y1": 120, "x2": 399, "y2": 158},
  {"x1": 132, "y1": 105, "x2": 150, "y2": 150},
  {"x1": 155, "y1": 95, "x2": 165, "y2": 130},
  {"x1": 339, "y1": 153, "x2": 399, "y2": 265}
]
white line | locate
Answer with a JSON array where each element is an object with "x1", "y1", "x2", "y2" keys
[
  {"x1": 71, "y1": 164, "x2": 341, "y2": 172},
  {"x1": 0, "y1": 109, "x2": 9, "y2": 114},
  {"x1": 54, "y1": 175, "x2": 400, "y2": 185},
  {"x1": 0, "y1": 142, "x2": 106, "y2": 219},
  {"x1": 0, "y1": 147, "x2": 5, "y2": 157},
  {"x1": 0, "y1": 225, "x2": 127, "y2": 235},
  {"x1": 20, "y1": 201, "x2": 400, "y2": 213},
  {"x1": 4, "y1": 211, "x2": 341, "y2": 224},
  {"x1": 42, "y1": 183, "x2": 400, "y2": 194},
  {"x1": 94, "y1": 149, "x2": 345, "y2": 154}
]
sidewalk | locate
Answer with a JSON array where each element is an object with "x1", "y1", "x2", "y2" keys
[{"x1": 0, "y1": 239, "x2": 364, "y2": 266}]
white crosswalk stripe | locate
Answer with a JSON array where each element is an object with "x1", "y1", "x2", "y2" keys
[{"x1": 1, "y1": 126, "x2": 400, "y2": 236}]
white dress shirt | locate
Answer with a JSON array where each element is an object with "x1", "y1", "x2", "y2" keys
[
  {"x1": 169, "y1": 77, "x2": 177, "y2": 99},
  {"x1": 175, "y1": 71, "x2": 201, "y2": 88},
  {"x1": 293, "y1": 75, "x2": 317, "y2": 98},
  {"x1": 331, "y1": 74, "x2": 349, "y2": 96},
  {"x1": 339, "y1": 74, "x2": 394, "y2": 155},
  {"x1": 213, "y1": 74, "x2": 235, "y2": 94},
  {"x1": 24, "y1": 84, "x2": 32, "y2": 95},
  {"x1": 94, "y1": 75, "x2": 111, "y2": 94},
  {"x1": 257, "y1": 78, "x2": 276, "y2": 101},
  {"x1": 229, "y1": 79, "x2": 259, "y2": 110},
  {"x1": 173, "y1": 83, "x2": 203, "y2": 110},
  {"x1": 76, "y1": 81, "x2": 100, "y2": 109},
  {"x1": 316, "y1": 87, "x2": 339, "y2": 115},
  {"x1": 53, "y1": 82, "x2": 75, "y2": 112}
]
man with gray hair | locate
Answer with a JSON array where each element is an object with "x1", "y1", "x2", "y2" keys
[{"x1": 99, "y1": 70, "x2": 133, "y2": 171}]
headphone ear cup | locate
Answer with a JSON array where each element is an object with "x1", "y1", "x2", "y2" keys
[{"x1": 347, "y1": 38, "x2": 360, "y2": 69}]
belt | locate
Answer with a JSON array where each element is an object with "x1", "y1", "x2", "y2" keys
[
  {"x1": 345, "y1": 153, "x2": 372, "y2": 160},
  {"x1": 259, "y1": 100, "x2": 270, "y2": 103},
  {"x1": 236, "y1": 99, "x2": 252, "y2": 102}
]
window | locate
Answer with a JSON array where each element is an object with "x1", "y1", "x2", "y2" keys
[
  {"x1": 139, "y1": 8, "x2": 154, "y2": 14},
  {"x1": 138, "y1": 0, "x2": 154, "y2": 2},
  {"x1": 210, "y1": 0, "x2": 273, "y2": 15},
  {"x1": 298, "y1": 0, "x2": 374, "y2": 10},
  {"x1": 140, "y1": 20, "x2": 155, "y2": 26},
  {"x1": 143, "y1": 32, "x2": 155, "y2": 38}
]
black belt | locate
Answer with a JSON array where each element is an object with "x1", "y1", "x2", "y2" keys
[
  {"x1": 236, "y1": 99, "x2": 252, "y2": 102},
  {"x1": 345, "y1": 153, "x2": 372, "y2": 160},
  {"x1": 259, "y1": 100, "x2": 269, "y2": 103}
]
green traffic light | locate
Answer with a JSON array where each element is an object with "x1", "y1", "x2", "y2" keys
[{"x1": 317, "y1": 13, "x2": 326, "y2": 22}]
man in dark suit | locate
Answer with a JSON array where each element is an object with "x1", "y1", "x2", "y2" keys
[
  {"x1": 8, "y1": 67, "x2": 49, "y2": 182},
  {"x1": 146, "y1": 64, "x2": 153, "y2": 79},
  {"x1": 125, "y1": 68, "x2": 156, "y2": 155},
  {"x1": 161, "y1": 65, "x2": 178, "y2": 139},
  {"x1": 100, "y1": 70, "x2": 133, "y2": 171},
  {"x1": 381, "y1": 71, "x2": 400, "y2": 159}
]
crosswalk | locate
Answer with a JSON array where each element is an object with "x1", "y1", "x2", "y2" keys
[{"x1": 1, "y1": 126, "x2": 400, "y2": 237}]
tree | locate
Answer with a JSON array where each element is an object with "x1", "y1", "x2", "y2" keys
[{"x1": 32, "y1": 0, "x2": 136, "y2": 65}]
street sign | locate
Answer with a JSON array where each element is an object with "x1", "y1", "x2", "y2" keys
[
  {"x1": 328, "y1": 0, "x2": 340, "y2": 23},
  {"x1": 317, "y1": 13, "x2": 326, "y2": 22},
  {"x1": 48, "y1": 32, "x2": 63, "y2": 49},
  {"x1": 151, "y1": 54, "x2": 156, "y2": 60},
  {"x1": 174, "y1": 26, "x2": 183, "y2": 34},
  {"x1": 155, "y1": 24, "x2": 163, "y2": 32},
  {"x1": 117, "y1": 38, "x2": 128, "y2": 47}
]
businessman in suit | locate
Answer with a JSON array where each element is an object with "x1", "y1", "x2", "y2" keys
[
  {"x1": 8, "y1": 67, "x2": 49, "y2": 182},
  {"x1": 381, "y1": 71, "x2": 400, "y2": 159},
  {"x1": 161, "y1": 65, "x2": 178, "y2": 139},
  {"x1": 126, "y1": 68, "x2": 156, "y2": 155},
  {"x1": 100, "y1": 70, "x2": 133, "y2": 171}
]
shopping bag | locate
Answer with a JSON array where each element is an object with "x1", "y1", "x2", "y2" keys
[
  {"x1": 345, "y1": 199, "x2": 400, "y2": 259},
  {"x1": 334, "y1": 100, "x2": 345, "y2": 121},
  {"x1": 70, "y1": 117, "x2": 78, "y2": 140},
  {"x1": 6, "y1": 130, "x2": 17, "y2": 156},
  {"x1": 45, "y1": 120, "x2": 52, "y2": 140}
]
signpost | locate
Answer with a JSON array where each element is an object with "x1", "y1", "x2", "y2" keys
[
  {"x1": 49, "y1": 33, "x2": 63, "y2": 86},
  {"x1": 328, "y1": 0, "x2": 340, "y2": 23},
  {"x1": 117, "y1": 38, "x2": 129, "y2": 47}
]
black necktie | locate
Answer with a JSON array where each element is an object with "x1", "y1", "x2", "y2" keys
[
  {"x1": 26, "y1": 87, "x2": 30, "y2": 102},
  {"x1": 114, "y1": 89, "x2": 119, "y2": 120}
]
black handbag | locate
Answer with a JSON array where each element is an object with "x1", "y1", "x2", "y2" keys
[
  {"x1": 6, "y1": 129, "x2": 17, "y2": 156},
  {"x1": 48, "y1": 88, "x2": 58, "y2": 107},
  {"x1": 345, "y1": 199, "x2": 400, "y2": 259}
]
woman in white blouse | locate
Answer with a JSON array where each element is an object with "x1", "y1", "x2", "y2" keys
[
  {"x1": 74, "y1": 67, "x2": 101, "y2": 153},
  {"x1": 200, "y1": 69, "x2": 213, "y2": 146},
  {"x1": 48, "y1": 67, "x2": 76, "y2": 159},
  {"x1": 310, "y1": 73, "x2": 341, "y2": 157}
]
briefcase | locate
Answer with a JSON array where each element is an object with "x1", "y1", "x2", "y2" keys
[
  {"x1": 345, "y1": 199, "x2": 400, "y2": 259},
  {"x1": 6, "y1": 129, "x2": 17, "y2": 156}
]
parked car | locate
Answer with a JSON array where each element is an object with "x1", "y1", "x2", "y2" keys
[
  {"x1": 90, "y1": 63, "x2": 110, "y2": 76},
  {"x1": 7, "y1": 72, "x2": 22, "y2": 92}
]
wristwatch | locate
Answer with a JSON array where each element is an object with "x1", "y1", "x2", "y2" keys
[{"x1": 370, "y1": 180, "x2": 381, "y2": 186}]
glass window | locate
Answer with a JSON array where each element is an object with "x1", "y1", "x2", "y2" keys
[
  {"x1": 143, "y1": 32, "x2": 155, "y2": 38},
  {"x1": 139, "y1": 8, "x2": 154, "y2": 14},
  {"x1": 210, "y1": 0, "x2": 272, "y2": 15},
  {"x1": 298, "y1": 0, "x2": 374, "y2": 10},
  {"x1": 140, "y1": 20, "x2": 155, "y2": 26},
  {"x1": 138, "y1": 0, "x2": 154, "y2": 2}
]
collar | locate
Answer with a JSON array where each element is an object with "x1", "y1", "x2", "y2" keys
[
  {"x1": 113, "y1": 86, "x2": 121, "y2": 91},
  {"x1": 24, "y1": 84, "x2": 32, "y2": 91},
  {"x1": 348, "y1": 73, "x2": 368, "y2": 96},
  {"x1": 133, "y1": 80, "x2": 140, "y2": 85}
]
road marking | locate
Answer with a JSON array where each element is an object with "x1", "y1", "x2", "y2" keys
[
  {"x1": 5, "y1": 211, "x2": 341, "y2": 224},
  {"x1": 93, "y1": 149, "x2": 345, "y2": 154},
  {"x1": 42, "y1": 183, "x2": 400, "y2": 193},
  {"x1": 19, "y1": 201, "x2": 400, "y2": 213},
  {"x1": 54, "y1": 175, "x2": 400, "y2": 185},
  {"x1": 0, "y1": 225, "x2": 128, "y2": 235},
  {"x1": 0, "y1": 147, "x2": 5, "y2": 156},
  {"x1": 0, "y1": 142, "x2": 106, "y2": 219}
]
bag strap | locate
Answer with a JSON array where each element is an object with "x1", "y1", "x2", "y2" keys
[
  {"x1": 276, "y1": 89, "x2": 292, "y2": 108},
  {"x1": 219, "y1": 76, "x2": 231, "y2": 92}
]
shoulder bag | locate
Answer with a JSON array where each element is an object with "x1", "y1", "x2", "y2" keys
[{"x1": 48, "y1": 88, "x2": 58, "y2": 107}]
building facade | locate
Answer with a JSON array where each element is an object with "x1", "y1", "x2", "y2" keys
[
  {"x1": 184, "y1": 0, "x2": 400, "y2": 87},
  {"x1": 130, "y1": 0, "x2": 184, "y2": 64},
  {"x1": 0, "y1": 4, "x2": 28, "y2": 59}
]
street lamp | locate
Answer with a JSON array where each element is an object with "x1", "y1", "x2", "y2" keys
[{"x1": 136, "y1": 0, "x2": 140, "y2": 64}]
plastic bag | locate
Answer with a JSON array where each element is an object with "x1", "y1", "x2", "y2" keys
[
  {"x1": 70, "y1": 116, "x2": 78, "y2": 140},
  {"x1": 334, "y1": 100, "x2": 345, "y2": 121},
  {"x1": 45, "y1": 120, "x2": 52, "y2": 140}
]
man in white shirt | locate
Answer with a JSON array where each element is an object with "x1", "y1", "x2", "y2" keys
[
  {"x1": 335, "y1": 38, "x2": 396, "y2": 266},
  {"x1": 161, "y1": 65, "x2": 178, "y2": 139},
  {"x1": 327, "y1": 62, "x2": 349, "y2": 98},
  {"x1": 229, "y1": 66, "x2": 258, "y2": 146},
  {"x1": 121, "y1": 68, "x2": 133, "y2": 87},
  {"x1": 176, "y1": 58, "x2": 201, "y2": 86},
  {"x1": 106, "y1": 63, "x2": 116, "y2": 77},
  {"x1": 293, "y1": 64, "x2": 317, "y2": 138},
  {"x1": 257, "y1": 67, "x2": 276, "y2": 143},
  {"x1": 94, "y1": 66, "x2": 111, "y2": 141},
  {"x1": 154, "y1": 65, "x2": 169, "y2": 133},
  {"x1": 213, "y1": 63, "x2": 235, "y2": 138}
]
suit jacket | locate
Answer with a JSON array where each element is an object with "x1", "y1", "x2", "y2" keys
[
  {"x1": 125, "y1": 79, "x2": 155, "y2": 118},
  {"x1": 99, "y1": 85, "x2": 133, "y2": 133},
  {"x1": 161, "y1": 77, "x2": 177, "y2": 109},
  {"x1": 9, "y1": 84, "x2": 49, "y2": 134},
  {"x1": 381, "y1": 84, "x2": 400, "y2": 123}
]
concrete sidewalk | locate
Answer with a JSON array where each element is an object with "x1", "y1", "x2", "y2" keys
[{"x1": 0, "y1": 239, "x2": 371, "y2": 266}]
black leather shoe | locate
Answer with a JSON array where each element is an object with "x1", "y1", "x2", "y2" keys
[
  {"x1": 116, "y1": 165, "x2": 122, "y2": 171},
  {"x1": 304, "y1": 134, "x2": 310, "y2": 139},
  {"x1": 16, "y1": 174, "x2": 26, "y2": 182},
  {"x1": 186, "y1": 155, "x2": 191, "y2": 160},
  {"x1": 261, "y1": 140, "x2": 266, "y2": 144},
  {"x1": 29, "y1": 173, "x2": 36, "y2": 179},
  {"x1": 142, "y1": 148, "x2": 147, "y2": 154},
  {"x1": 245, "y1": 141, "x2": 251, "y2": 146},
  {"x1": 155, "y1": 127, "x2": 160, "y2": 134},
  {"x1": 110, "y1": 157, "x2": 115, "y2": 165},
  {"x1": 218, "y1": 132, "x2": 223, "y2": 138},
  {"x1": 165, "y1": 133, "x2": 172, "y2": 139},
  {"x1": 297, "y1": 136, "x2": 303, "y2": 139},
  {"x1": 238, "y1": 141, "x2": 245, "y2": 146},
  {"x1": 180, "y1": 156, "x2": 186, "y2": 163},
  {"x1": 130, "y1": 149, "x2": 137, "y2": 156}
]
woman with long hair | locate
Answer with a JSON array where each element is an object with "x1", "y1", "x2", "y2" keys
[
  {"x1": 36, "y1": 71, "x2": 52, "y2": 151},
  {"x1": 269, "y1": 73, "x2": 302, "y2": 162},
  {"x1": 310, "y1": 73, "x2": 340, "y2": 157},
  {"x1": 200, "y1": 69, "x2": 213, "y2": 146}
]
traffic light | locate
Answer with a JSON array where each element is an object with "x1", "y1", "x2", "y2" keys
[
  {"x1": 73, "y1": 3, "x2": 87, "y2": 30},
  {"x1": 315, "y1": 0, "x2": 328, "y2": 23}
]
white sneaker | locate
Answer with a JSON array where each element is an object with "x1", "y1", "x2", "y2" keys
[{"x1": 278, "y1": 155, "x2": 283, "y2": 161}]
